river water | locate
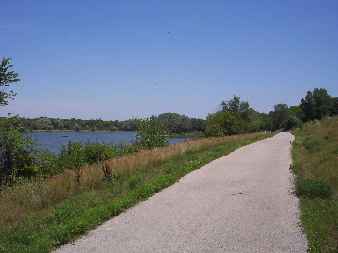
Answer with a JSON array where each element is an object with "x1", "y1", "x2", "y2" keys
[{"x1": 30, "y1": 131, "x2": 187, "y2": 153}]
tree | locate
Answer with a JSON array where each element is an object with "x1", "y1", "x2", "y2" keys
[
  {"x1": 207, "y1": 95, "x2": 271, "y2": 136},
  {"x1": 0, "y1": 117, "x2": 36, "y2": 185},
  {"x1": 59, "y1": 142, "x2": 86, "y2": 184},
  {"x1": 205, "y1": 111, "x2": 242, "y2": 136},
  {"x1": 270, "y1": 104, "x2": 289, "y2": 130},
  {"x1": 221, "y1": 96, "x2": 241, "y2": 113},
  {"x1": 136, "y1": 117, "x2": 168, "y2": 149},
  {"x1": 0, "y1": 58, "x2": 20, "y2": 106},
  {"x1": 300, "y1": 88, "x2": 334, "y2": 121}
]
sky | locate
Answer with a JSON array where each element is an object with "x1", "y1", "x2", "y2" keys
[{"x1": 1, "y1": 0, "x2": 338, "y2": 120}]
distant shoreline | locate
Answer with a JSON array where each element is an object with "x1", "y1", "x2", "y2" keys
[{"x1": 30, "y1": 130, "x2": 203, "y2": 138}]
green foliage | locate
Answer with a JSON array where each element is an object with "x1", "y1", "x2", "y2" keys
[
  {"x1": 282, "y1": 115, "x2": 303, "y2": 130},
  {"x1": 33, "y1": 150, "x2": 60, "y2": 176},
  {"x1": 302, "y1": 136, "x2": 321, "y2": 152},
  {"x1": 206, "y1": 96, "x2": 269, "y2": 136},
  {"x1": 205, "y1": 121, "x2": 224, "y2": 137},
  {"x1": 58, "y1": 142, "x2": 120, "y2": 180},
  {"x1": 0, "y1": 58, "x2": 20, "y2": 106},
  {"x1": 82, "y1": 143, "x2": 117, "y2": 164},
  {"x1": 300, "y1": 88, "x2": 337, "y2": 122},
  {"x1": 292, "y1": 117, "x2": 338, "y2": 252},
  {"x1": 16, "y1": 117, "x2": 135, "y2": 132},
  {"x1": 296, "y1": 179, "x2": 332, "y2": 199},
  {"x1": 12, "y1": 114, "x2": 206, "y2": 133},
  {"x1": 221, "y1": 95, "x2": 241, "y2": 113},
  {"x1": 205, "y1": 111, "x2": 243, "y2": 136},
  {"x1": 207, "y1": 88, "x2": 337, "y2": 135},
  {"x1": 136, "y1": 117, "x2": 169, "y2": 149},
  {"x1": 0, "y1": 117, "x2": 36, "y2": 184},
  {"x1": 157, "y1": 113, "x2": 206, "y2": 133},
  {"x1": 59, "y1": 142, "x2": 86, "y2": 171},
  {"x1": 269, "y1": 104, "x2": 304, "y2": 131},
  {"x1": 270, "y1": 104, "x2": 290, "y2": 130}
]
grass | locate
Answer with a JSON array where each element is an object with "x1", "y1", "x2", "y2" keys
[
  {"x1": 292, "y1": 117, "x2": 338, "y2": 252},
  {"x1": 0, "y1": 132, "x2": 269, "y2": 253}
]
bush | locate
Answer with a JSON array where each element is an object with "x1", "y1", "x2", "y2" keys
[
  {"x1": 136, "y1": 117, "x2": 168, "y2": 149},
  {"x1": 33, "y1": 150, "x2": 60, "y2": 176},
  {"x1": 59, "y1": 142, "x2": 86, "y2": 183},
  {"x1": 282, "y1": 115, "x2": 303, "y2": 130},
  {"x1": 296, "y1": 179, "x2": 332, "y2": 198},
  {"x1": 303, "y1": 136, "x2": 321, "y2": 152},
  {"x1": 0, "y1": 118, "x2": 37, "y2": 185},
  {"x1": 205, "y1": 124, "x2": 223, "y2": 137},
  {"x1": 82, "y1": 143, "x2": 117, "y2": 164},
  {"x1": 59, "y1": 142, "x2": 86, "y2": 170}
]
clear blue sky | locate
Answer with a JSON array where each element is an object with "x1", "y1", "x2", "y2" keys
[{"x1": 1, "y1": 0, "x2": 337, "y2": 120}]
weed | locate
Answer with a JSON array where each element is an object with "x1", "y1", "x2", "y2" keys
[
  {"x1": 292, "y1": 117, "x2": 338, "y2": 252},
  {"x1": 296, "y1": 179, "x2": 332, "y2": 198}
]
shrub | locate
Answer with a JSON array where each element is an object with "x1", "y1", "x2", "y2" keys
[
  {"x1": 205, "y1": 110, "x2": 246, "y2": 137},
  {"x1": 59, "y1": 142, "x2": 86, "y2": 183},
  {"x1": 282, "y1": 115, "x2": 303, "y2": 130},
  {"x1": 136, "y1": 117, "x2": 168, "y2": 149},
  {"x1": 296, "y1": 179, "x2": 332, "y2": 198},
  {"x1": 303, "y1": 136, "x2": 321, "y2": 152},
  {"x1": 82, "y1": 143, "x2": 117, "y2": 164},
  {"x1": 33, "y1": 150, "x2": 60, "y2": 176},
  {"x1": 205, "y1": 123, "x2": 223, "y2": 137},
  {"x1": 0, "y1": 118, "x2": 36, "y2": 185}
]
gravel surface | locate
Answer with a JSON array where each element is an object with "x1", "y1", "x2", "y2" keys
[{"x1": 55, "y1": 132, "x2": 307, "y2": 253}]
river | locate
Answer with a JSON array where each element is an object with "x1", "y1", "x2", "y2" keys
[{"x1": 30, "y1": 131, "x2": 188, "y2": 153}]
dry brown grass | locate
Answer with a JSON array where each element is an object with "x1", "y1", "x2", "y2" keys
[{"x1": 0, "y1": 133, "x2": 266, "y2": 227}]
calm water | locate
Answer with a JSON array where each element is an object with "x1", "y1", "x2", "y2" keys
[{"x1": 30, "y1": 131, "x2": 187, "y2": 153}]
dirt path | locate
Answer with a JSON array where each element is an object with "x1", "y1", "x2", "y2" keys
[{"x1": 55, "y1": 132, "x2": 307, "y2": 253}]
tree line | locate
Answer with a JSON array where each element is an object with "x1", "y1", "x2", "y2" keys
[
  {"x1": 6, "y1": 113, "x2": 206, "y2": 133},
  {"x1": 205, "y1": 88, "x2": 338, "y2": 136}
]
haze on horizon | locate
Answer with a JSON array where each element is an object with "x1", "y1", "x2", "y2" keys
[{"x1": 1, "y1": 0, "x2": 337, "y2": 120}]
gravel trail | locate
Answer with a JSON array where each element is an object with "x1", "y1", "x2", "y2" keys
[{"x1": 55, "y1": 132, "x2": 307, "y2": 253}]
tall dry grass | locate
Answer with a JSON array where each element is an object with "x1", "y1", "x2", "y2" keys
[{"x1": 0, "y1": 133, "x2": 266, "y2": 227}]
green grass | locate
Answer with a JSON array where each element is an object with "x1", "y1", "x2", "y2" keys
[
  {"x1": 292, "y1": 117, "x2": 338, "y2": 253},
  {"x1": 0, "y1": 134, "x2": 268, "y2": 253}
]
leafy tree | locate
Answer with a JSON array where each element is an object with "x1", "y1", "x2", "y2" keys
[
  {"x1": 190, "y1": 118, "x2": 206, "y2": 132},
  {"x1": 247, "y1": 111, "x2": 272, "y2": 132},
  {"x1": 0, "y1": 58, "x2": 20, "y2": 106},
  {"x1": 205, "y1": 111, "x2": 242, "y2": 136},
  {"x1": 0, "y1": 117, "x2": 36, "y2": 185},
  {"x1": 59, "y1": 142, "x2": 86, "y2": 183},
  {"x1": 136, "y1": 117, "x2": 168, "y2": 149},
  {"x1": 221, "y1": 96, "x2": 241, "y2": 113},
  {"x1": 289, "y1": 105, "x2": 303, "y2": 119},
  {"x1": 156, "y1": 113, "x2": 205, "y2": 133},
  {"x1": 239, "y1": 101, "x2": 250, "y2": 120},
  {"x1": 300, "y1": 88, "x2": 334, "y2": 121},
  {"x1": 270, "y1": 104, "x2": 289, "y2": 130},
  {"x1": 205, "y1": 112, "x2": 226, "y2": 136},
  {"x1": 206, "y1": 95, "x2": 273, "y2": 136},
  {"x1": 282, "y1": 115, "x2": 302, "y2": 130}
]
